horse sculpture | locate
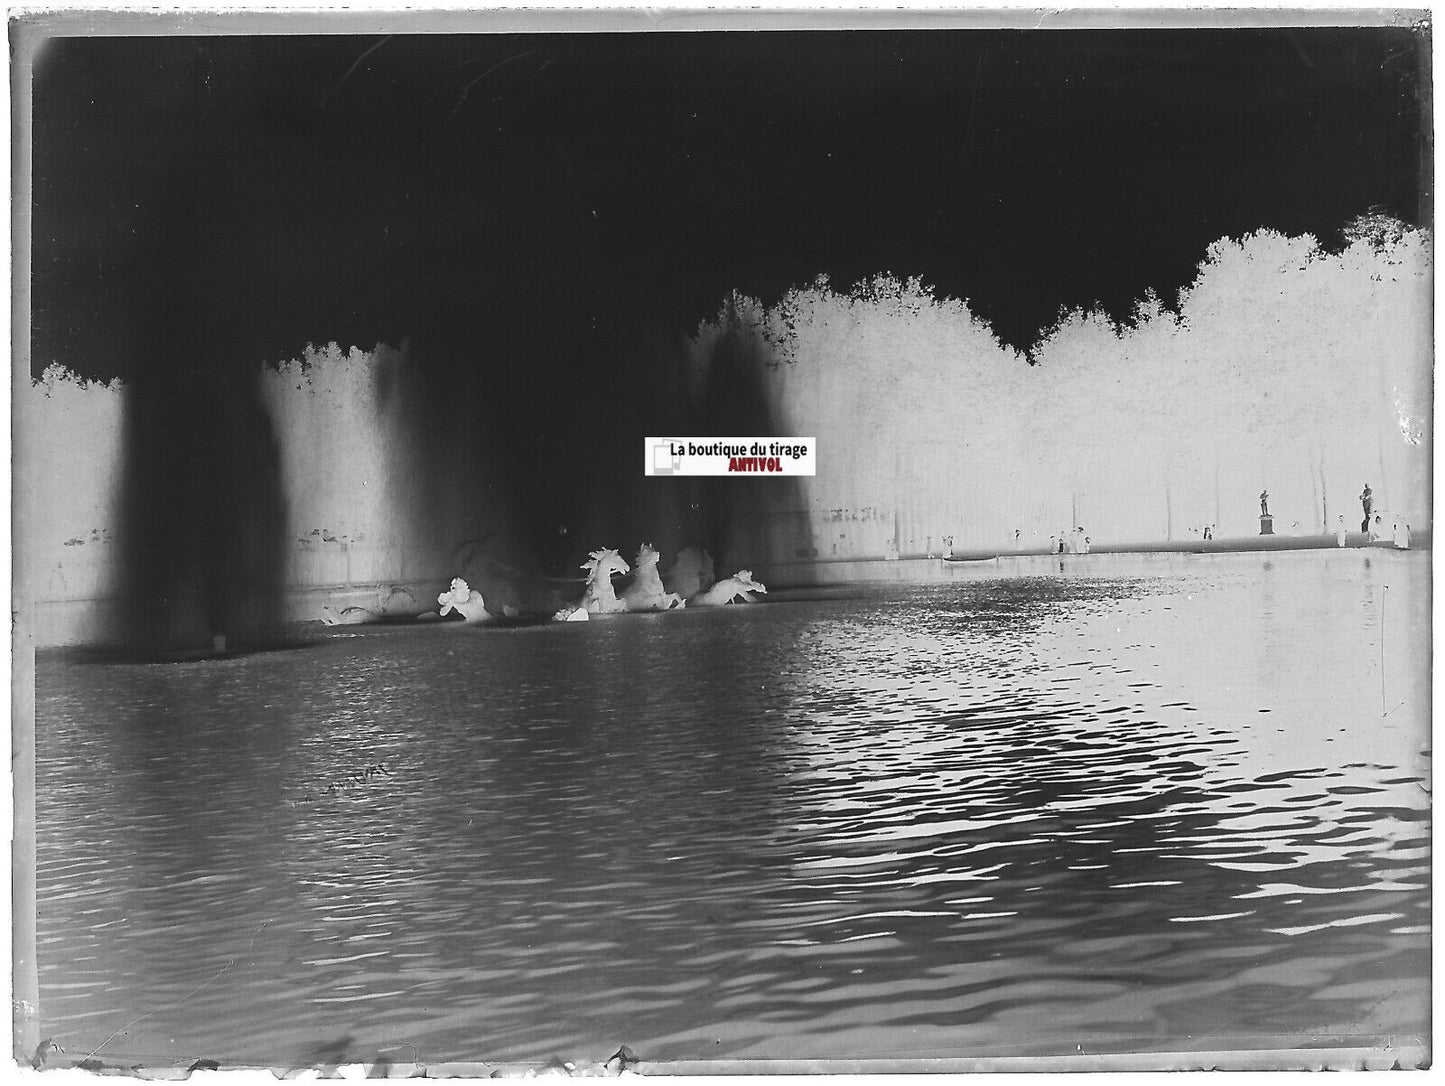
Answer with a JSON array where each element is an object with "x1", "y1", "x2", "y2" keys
[
  {"x1": 621, "y1": 544, "x2": 686, "y2": 612},
  {"x1": 689, "y1": 569, "x2": 767, "y2": 607},
  {"x1": 553, "y1": 548, "x2": 631, "y2": 621},
  {"x1": 438, "y1": 577, "x2": 492, "y2": 623}
]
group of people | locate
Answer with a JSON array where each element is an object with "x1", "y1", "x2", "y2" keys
[
  {"x1": 1261, "y1": 481, "x2": 1411, "y2": 549},
  {"x1": 1337, "y1": 514, "x2": 1411, "y2": 549},
  {"x1": 1049, "y1": 527, "x2": 1091, "y2": 555},
  {"x1": 1336, "y1": 513, "x2": 1411, "y2": 549},
  {"x1": 1333, "y1": 482, "x2": 1411, "y2": 549}
]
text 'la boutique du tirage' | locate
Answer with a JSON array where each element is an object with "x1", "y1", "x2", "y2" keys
[{"x1": 642, "y1": 437, "x2": 817, "y2": 476}]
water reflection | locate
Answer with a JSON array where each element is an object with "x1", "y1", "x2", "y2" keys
[{"x1": 34, "y1": 551, "x2": 1428, "y2": 1066}]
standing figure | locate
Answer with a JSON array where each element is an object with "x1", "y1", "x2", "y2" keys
[
  {"x1": 1260, "y1": 489, "x2": 1270, "y2": 517},
  {"x1": 1335, "y1": 515, "x2": 1347, "y2": 547},
  {"x1": 1360, "y1": 483, "x2": 1374, "y2": 533}
]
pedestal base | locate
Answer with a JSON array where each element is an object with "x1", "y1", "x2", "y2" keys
[{"x1": 1259, "y1": 515, "x2": 1274, "y2": 535}]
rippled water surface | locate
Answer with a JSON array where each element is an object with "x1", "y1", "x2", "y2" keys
[{"x1": 34, "y1": 551, "x2": 1430, "y2": 1067}]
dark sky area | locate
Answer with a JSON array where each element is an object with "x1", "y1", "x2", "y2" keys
[{"x1": 29, "y1": 24, "x2": 1430, "y2": 381}]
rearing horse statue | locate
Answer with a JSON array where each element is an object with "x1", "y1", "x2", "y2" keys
[
  {"x1": 552, "y1": 548, "x2": 631, "y2": 621},
  {"x1": 621, "y1": 544, "x2": 686, "y2": 612}
]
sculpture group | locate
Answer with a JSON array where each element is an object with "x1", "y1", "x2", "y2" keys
[
  {"x1": 316, "y1": 543, "x2": 767, "y2": 627},
  {"x1": 550, "y1": 544, "x2": 766, "y2": 622}
]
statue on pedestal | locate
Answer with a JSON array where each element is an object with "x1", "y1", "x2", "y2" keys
[{"x1": 1258, "y1": 490, "x2": 1274, "y2": 535}]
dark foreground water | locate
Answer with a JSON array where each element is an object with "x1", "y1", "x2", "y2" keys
[{"x1": 33, "y1": 550, "x2": 1430, "y2": 1068}]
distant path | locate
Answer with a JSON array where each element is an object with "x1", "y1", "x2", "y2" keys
[
  {"x1": 767, "y1": 533, "x2": 1428, "y2": 590},
  {"x1": 936, "y1": 530, "x2": 1429, "y2": 561},
  {"x1": 1042, "y1": 530, "x2": 1429, "y2": 557}
]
